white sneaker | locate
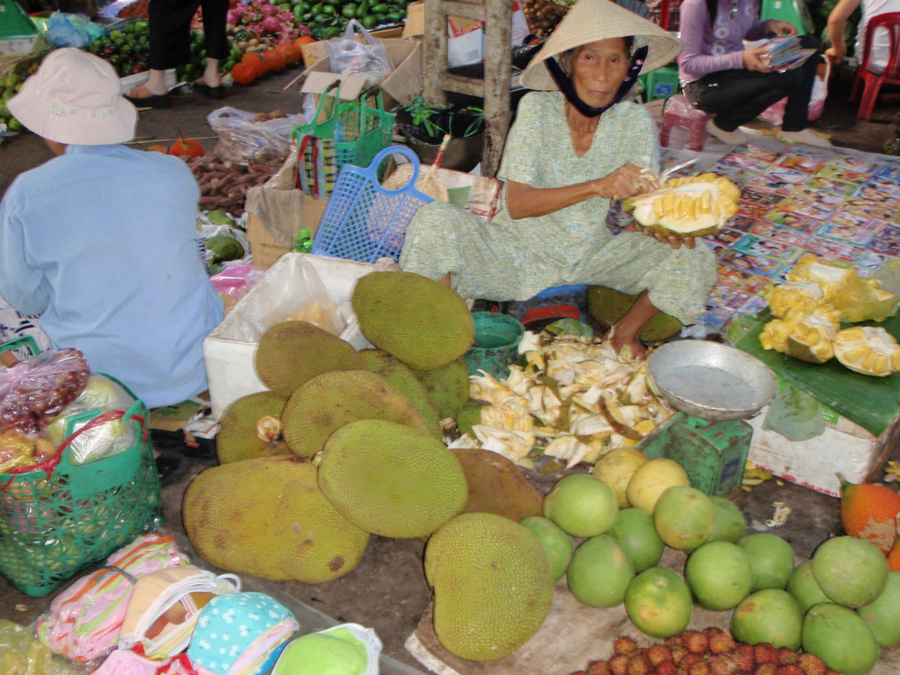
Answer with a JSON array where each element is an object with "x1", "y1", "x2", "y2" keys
[
  {"x1": 705, "y1": 119, "x2": 748, "y2": 145},
  {"x1": 779, "y1": 129, "x2": 832, "y2": 148}
]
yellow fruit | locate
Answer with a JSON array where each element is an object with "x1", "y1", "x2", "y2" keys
[
  {"x1": 628, "y1": 174, "x2": 741, "y2": 238},
  {"x1": 592, "y1": 448, "x2": 650, "y2": 508},
  {"x1": 625, "y1": 458, "x2": 691, "y2": 513},
  {"x1": 834, "y1": 326, "x2": 900, "y2": 377},
  {"x1": 765, "y1": 282, "x2": 825, "y2": 319}
]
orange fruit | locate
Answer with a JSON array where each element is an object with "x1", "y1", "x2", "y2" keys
[
  {"x1": 839, "y1": 472, "x2": 900, "y2": 554},
  {"x1": 294, "y1": 36, "x2": 316, "y2": 47},
  {"x1": 231, "y1": 62, "x2": 256, "y2": 86},
  {"x1": 261, "y1": 49, "x2": 286, "y2": 73},
  {"x1": 276, "y1": 42, "x2": 300, "y2": 66},
  {"x1": 889, "y1": 541, "x2": 900, "y2": 572},
  {"x1": 241, "y1": 52, "x2": 268, "y2": 78},
  {"x1": 146, "y1": 145, "x2": 169, "y2": 153},
  {"x1": 169, "y1": 138, "x2": 205, "y2": 158}
]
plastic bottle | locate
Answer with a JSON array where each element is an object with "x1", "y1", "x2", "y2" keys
[{"x1": 293, "y1": 227, "x2": 313, "y2": 254}]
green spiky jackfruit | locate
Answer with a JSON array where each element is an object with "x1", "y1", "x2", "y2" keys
[
  {"x1": 216, "y1": 391, "x2": 291, "y2": 464},
  {"x1": 455, "y1": 401, "x2": 486, "y2": 436},
  {"x1": 351, "y1": 272, "x2": 474, "y2": 370},
  {"x1": 359, "y1": 349, "x2": 442, "y2": 439},
  {"x1": 182, "y1": 456, "x2": 369, "y2": 583},
  {"x1": 281, "y1": 370, "x2": 435, "y2": 457},
  {"x1": 424, "y1": 513, "x2": 554, "y2": 661},
  {"x1": 254, "y1": 321, "x2": 366, "y2": 398},
  {"x1": 318, "y1": 420, "x2": 467, "y2": 538},
  {"x1": 412, "y1": 358, "x2": 470, "y2": 420}
]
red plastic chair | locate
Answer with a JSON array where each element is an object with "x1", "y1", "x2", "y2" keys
[{"x1": 850, "y1": 12, "x2": 900, "y2": 121}]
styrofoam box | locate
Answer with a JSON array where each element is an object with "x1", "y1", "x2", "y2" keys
[
  {"x1": 747, "y1": 406, "x2": 900, "y2": 497},
  {"x1": 203, "y1": 253, "x2": 381, "y2": 421}
]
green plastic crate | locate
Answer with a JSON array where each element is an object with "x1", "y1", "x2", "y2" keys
[
  {"x1": 0, "y1": 0, "x2": 38, "y2": 40},
  {"x1": 639, "y1": 64, "x2": 680, "y2": 102},
  {"x1": 637, "y1": 412, "x2": 752, "y2": 497}
]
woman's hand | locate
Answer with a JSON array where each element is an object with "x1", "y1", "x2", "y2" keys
[
  {"x1": 766, "y1": 19, "x2": 797, "y2": 37},
  {"x1": 742, "y1": 47, "x2": 773, "y2": 72},
  {"x1": 594, "y1": 163, "x2": 659, "y2": 201}
]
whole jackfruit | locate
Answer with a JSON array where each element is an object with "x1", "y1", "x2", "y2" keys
[
  {"x1": 833, "y1": 327, "x2": 900, "y2": 377},
  {"x1": 359, "y1": 349, "x2": 442, "y2": 439},
  {"x1": 626, "y1": 173, "x2": 740, "y2": 238},
  {"x1": 205, "y1": 234, "x2": 244, "y2": 264},
  {"x1": 412, "y1": 358, "x2": 470, "y2": 420},
  {"x1": 254, "y1": 321, "x2": 366, "y2": 398},
  {"x1": 351, "y1": 271, "x2": 474, "y2": 370},
  {"x1": 424, "y1": 513, "x2": 554, "y2": 661},
  {"x1": 318, "y1": 420, "x2": 467, "y2": 538},
  {"x1": 450, "y1": 447, "x2": 544, "y2": 522},
  {"x1": 281, "y1": 369, "x2": 436, "y2": 457},
  {"x1": 182, "y1": 456, "x2": 369, "y2": 583},
  {"x1": 216, "y1": 391, "x2": 291, "y2": 464}
]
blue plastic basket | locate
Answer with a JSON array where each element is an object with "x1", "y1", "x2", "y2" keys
[{"x1": 310, "y1": 146, "x2": 434, "y2": 264}]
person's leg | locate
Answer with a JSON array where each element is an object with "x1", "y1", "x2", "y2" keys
[
  {"x1": 199, "y1": 0, "x2": 229, "y2": 87},
  {"x1": 131, "y1": 0, "x2": 200, "y2": 99},
  {"x1": 781, "y1": 35, "x2": 823, "y2": 132},
  {"x1": 686, "y1": 69, "x2": 803, "y2": 131},
  {"x1": 604, "y1": 290, "x2": 659, "y2": 358}
]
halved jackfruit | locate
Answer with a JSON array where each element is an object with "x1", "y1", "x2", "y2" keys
[
  {"x1": 627, "y1": 174, "x2": 741, "y2": 238},
  {"x1": 760, "y1": 318, "x2": 799, "y2": 353},
  {"x1": 784, "y1": 314, "x2": 837, "y2": 364},
  {"x1": 765, "y1": 282, "x2": 825, "y2": 319},
  {"x1": 834, "y1": 327, "x2": 900, "y2": 377}
]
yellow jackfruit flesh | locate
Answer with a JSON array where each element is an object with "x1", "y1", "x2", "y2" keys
[
  {"x1": 629, "y1": 174, "x2": 740, "y2": 237},
  {"x1": 834, "y1": 326, "x2": 900, "y2": 377},
  {"x1": 760, "y1": 318, "x2": 798, "y2": 353},
  {"x1": 765, "y1": 282, "x2": 825, "y2": 319},
  {"x1": 784, "y1": 314, "x2": 837, "y2": 364}
]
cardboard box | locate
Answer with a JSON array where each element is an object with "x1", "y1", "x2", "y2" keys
[
  {"x1": 245, "y1": 199, "x2": 327, "y2": 269},
  {"x1": 447, "y1": 0, "x2": 529, "y2": 68},
  {"x1": 203, "y1": 253, "x2": 383, "y2": 420}
]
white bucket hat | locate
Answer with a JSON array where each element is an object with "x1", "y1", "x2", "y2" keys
[
  {"x1": 8, "y1": 47, "x2": 137, "y2": 145},
  {"x1": 521, "y1": 0, "x2": 683, "y2": 91}
]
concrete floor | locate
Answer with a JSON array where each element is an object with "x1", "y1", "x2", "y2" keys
[{"x1": 1, "y1": 60, "x2": 899, "y2": 673}]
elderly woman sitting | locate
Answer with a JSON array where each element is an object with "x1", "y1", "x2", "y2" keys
[{"x1": 399, "y1": 0, "x2": 718, "y2": 357}]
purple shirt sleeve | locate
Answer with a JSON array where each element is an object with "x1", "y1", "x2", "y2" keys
[{"x1": 677, "y1": 0, "x2": 770, "y2": 83}]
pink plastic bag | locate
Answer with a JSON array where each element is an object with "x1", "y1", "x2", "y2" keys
[
  {"x1": 760, "y1": 58, "x2": 830, "y2": 125},
  {"x1": 210, "y1": 264, "x2": 265, "y2": 314}
]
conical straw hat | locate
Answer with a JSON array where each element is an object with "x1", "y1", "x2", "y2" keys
[{"x1": 520, "y1": 0, "x2": 683, "y2": 91}]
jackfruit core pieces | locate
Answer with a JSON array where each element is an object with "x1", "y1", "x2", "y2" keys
[
  {"x1": 834, "y1": 326, "x2": 900, "y2": 377},
  {"x1": 317, "y1": 420, "x2": 467, "y2": 538},
  {"x1": 424, "y1": 513, "x2": 554, "y2": 661},
  {"x1": 629, "y1": 175, "x2": 740, "y2": 238}
]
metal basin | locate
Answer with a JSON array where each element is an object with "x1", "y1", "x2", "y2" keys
[{"x1": 647, "y1": 340, "x2": 778, "y2": 422}]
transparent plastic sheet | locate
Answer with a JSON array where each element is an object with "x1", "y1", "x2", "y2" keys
[
  {"x1": 43, "y1": 375, "x2": 137, "y2": 466},
  {"x1": 45, "y1": 12, "x2": 104, "y2": 48},
  {"x1": 833, "y1": 272, "x2": 900, "y2": 323},
  {"x1": 0, "y1": 620, "x2": 87, "y2": 675},
  {"x1": 325, "y1": 19, "x2": 394, "y2": 87},
  {"x1": 210, "y1": 264, "x2": 266, "y2": 313},
  {"x1": 762, "y1": 383, "x2": 826, "y2": 441},
  {"x1": 233, "y1": 256, "x2": 344, "y2": 339},
  {"x1": 206, "y1": 107, "x2": 308, "y2": 167},
  {"x1": 0, "y1": 350, "x2": 90, "y2": 434}
]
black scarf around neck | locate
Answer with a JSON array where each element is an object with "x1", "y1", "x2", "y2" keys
[{"x1": 546, "y1": 45, "x2": 649, "y2": 118}]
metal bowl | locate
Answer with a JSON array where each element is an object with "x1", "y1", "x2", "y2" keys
[{"x1": 647, "y1": 340, "x2": 778, "y2": 422}]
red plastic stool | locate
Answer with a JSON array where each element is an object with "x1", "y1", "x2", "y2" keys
[{"x1": 659, "y1": 94, "x2": 711, "y2": 152}]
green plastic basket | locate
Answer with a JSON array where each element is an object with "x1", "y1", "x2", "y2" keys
[{"x1": 0, "y1": 400, "x2": 163, "y2": 597}]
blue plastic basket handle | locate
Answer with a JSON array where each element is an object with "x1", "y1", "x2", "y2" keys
[{"x1": 364, "y1": 145, "x2": 432, "y2": 200}]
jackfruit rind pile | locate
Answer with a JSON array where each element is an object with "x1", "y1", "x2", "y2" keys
[
  {"x1": 352, "y1": 271, "x2": 475, "y2": 370},
  {"x1": 760, "y1": 255, "x2": 900, "y2": 375},
  {"x1": 182, "y1": 456, "x2": 370, "y2": 583},
  {"x1": 627, "y1": 173, "x2": 741, "y2": 238},
  {"x1": 424, "y1": 513, "x2": 554, "y2": 661},
  {"x1": 318, "y1": 420, "x2": 468, "y2": 538},
  {"x1": 451, "y1": 334, "x2": 676, "y2": 468}
]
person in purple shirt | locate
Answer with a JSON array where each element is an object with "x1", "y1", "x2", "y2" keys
[{"x1": 677, "y1": 0, "x2": 831, "y2": 148}]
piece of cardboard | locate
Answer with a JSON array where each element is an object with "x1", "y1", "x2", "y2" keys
[
  {"x1": 301, "y1": 70, "x2": 368, "y2": 101},
  {"x1": 446, "y1": 0, "x2": 529, "y2": 67},
  {"x1": 246, "y1": 198, "x2": 327, "y2": 270},
  {"x1": 403, "y1": 1, "x2": 424, "y2": 37}
]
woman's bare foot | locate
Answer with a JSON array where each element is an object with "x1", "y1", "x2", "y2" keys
[{"x1": 126, "y1": 83, "x2": 168, "y2": 99}]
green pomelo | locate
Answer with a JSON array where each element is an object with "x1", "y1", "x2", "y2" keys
[
  {"x1": 216, "y1": 391, "x2": 291, "y2": 464},
  {"x1": 684, "y1": 541, "x2": 754, "y2": 611},
  {"x1": 625, "y1": 458, "x2": 690, "y2": 514},
  {"x1": 802, "y1": 603, "x2": 880, "y2": 675},
  {"x1": 351, "y1": 271, "x2": 474, "y2": 371},
  {"x1": 520, "y1": 516, "x2": 574, "y2": 583},
  {"x1": 587, "y1": 286, "x2": 683, "y2": 343},
  {"x1": 811, "y1": 535, "x2": 889, "y2": 608},
  {"x1": 624, "y1": 567, "x2": 693, "y2": 639},
  {"x1": 707, "y1": 496, "x2": 748, "y2": 543},
  {"x1": 182, "y1": 456, "x2": 369, "y2": 583},
  {"x1": 359, "y1": 349, "x2": 442, "y2": 439},
  {"x1": 857, "y1": 571, "x2": 900, "y2": 648},
  {"x1": 730, "y1": 589, "x2": 804, "y2": 650},
  {"x1": 412, "y1": 358, "x2": 470, "y2": 419},
  {"x1": 452, "y1": 447, "x2": 543, "y2": 522},
  {"x1": 737, "y1": 533, "x2": 796, "y2": 591},
  {"x1": 281, "y1": 370, "x2": 434, "y2": 457},
  {"x1": 591, "y1": 448, "x2": 649, "y2": 509},
  {"x1": 543, "y1": 474, "x2": 619, "y2": 538},
  {"x1": 609, "y1": 508, "x2": 665, "y2": 573},
  {"x1": 567, "y1": 535, "x2": 634, "y2": 608},
  {"x1": 786, "y1": 560, "x2": 834, "y2": 613},
  {"x1": 254, "y1": 321, "x2": 365, "y2": 397},
  {"x1": 318, "y1": 420, "x2": 467, "y2": 538},
  {"x1": 425, "y1": 513, "x2": 554, "y2": 661},
  {"x1": 652, "y1": 486, "x2": 716, "y2": 552}
]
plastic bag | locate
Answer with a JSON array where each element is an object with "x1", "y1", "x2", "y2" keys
[
  {"x1": 45, "y1": 13, "x2": 104, "y2": 49},
  {"x1": 763, "y1": 383, "x2": 825, "y2": 442},
  {"x1": 210, "y1": 263, "x2": 266, "y2": 313},
  {"x1": 207, "y1": 107, "x2": 308, "y2": 167},
  {"x1": 0, "y1": 620, "x2": 84, "y2": 675},
  {"x1": 326, "y1": 19, "x2": 394, "y2": 87},
  {"x1": 760, "y1": 58, "x2": 829, "y2": 126}
]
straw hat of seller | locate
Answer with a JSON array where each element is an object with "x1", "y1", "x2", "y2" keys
[{"x1": 521, "y1": 0, "x2": 683, "y2": 91}]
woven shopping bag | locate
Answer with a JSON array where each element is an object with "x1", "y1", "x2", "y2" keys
[{"x1": 310, "y1": 145, "x2": 434, "y2": 264}]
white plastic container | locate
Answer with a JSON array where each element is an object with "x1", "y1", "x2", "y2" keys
[{"x1": 203, "y1": 253, "x2": 387, "y2": 421}]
